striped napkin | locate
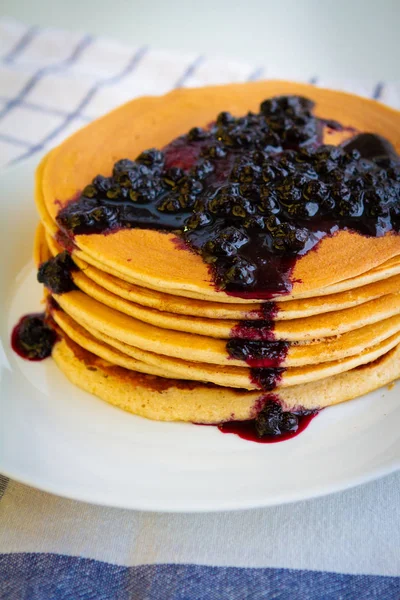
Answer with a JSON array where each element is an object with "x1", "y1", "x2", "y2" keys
[
  {"x1": 1, "y1": 16, "x2": 400, "y2": 169},
  {"x1": 1, "y1": 16, "x2": 400, "y2": 600}
]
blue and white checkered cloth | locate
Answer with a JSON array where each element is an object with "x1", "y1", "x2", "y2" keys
[{"x1": 1, "y1": 16, "x2": 400, "y2": 599}]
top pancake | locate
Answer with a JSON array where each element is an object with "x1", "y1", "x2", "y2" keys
[{"x1": 38, "y1": 80, "x2": 400, "y2": 302}]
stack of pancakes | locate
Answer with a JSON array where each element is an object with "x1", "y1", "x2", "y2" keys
[{"x1": 33, "y1": 81, "x2": 400, "y2": 423}]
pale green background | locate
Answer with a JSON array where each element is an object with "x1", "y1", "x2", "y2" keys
[{"x1": 2, "y1": 0, "x2": 400, "y2": 79}]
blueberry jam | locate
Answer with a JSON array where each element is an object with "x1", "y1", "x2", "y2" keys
[
  {"x1": 218, "y1": 399, "x2": 318, "y2": 443},
  {"x1": 37, "y1": 251, "x2": 78, "y2": 294},
  {"x1": 56, "y1": 95, "x2": 400, "y2": 299},
  {"x1": 230, "y1": 319, "x2": 276, "y2": 341},
  {"x1": 11, "y1": 313, "x2": 57, "y2": 361},
  {"x1": 226, "y1": 339, "x2": 289, "y2": 368},
  {"x1": 249, "y1": 301, "x2": 279, "y2": 320},
  {"x1": 249, "y1": 368, "x2": 286, "y2": 391}
]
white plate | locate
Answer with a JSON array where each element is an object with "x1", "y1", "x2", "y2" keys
[{"x1": 1, "y1": 158, "x2": 399, "y2": 512}]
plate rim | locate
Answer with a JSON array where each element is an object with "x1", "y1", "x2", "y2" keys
[{"x1": 1, "y1": 453, "x2": 399, "y2": 513}]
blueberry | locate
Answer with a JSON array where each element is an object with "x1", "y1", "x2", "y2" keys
[
  {"x1": 336, "y1": 197, "x2": 363, "y2": 218},
  {"x1": 203, "y1": 227, "x2": 249, "y2": 257},
  {"x1": 255, "y1": 401, "x2": 299, "y2": 437},
  {"x1": 187, "y1": 127, "x2": 209, "y2": 142},
  {"x1": 262, "y1": 164, "x2": 279, "y2": 183},
  {"x1": 135, "y1": 148, "x2": 165, "y2": 168},
  {"x1": 37, "y1": 251, "x2": 78, "y2": 294},
  {"x1": 302, "y1": 180, "x2": 328, "y2": 202},
  {"x1": 106, "y1": 184, "x2": 123, "y2": 200},
  {"x1": 86, "y1": 206, "x2": 118, "y2": 229},
  {"x1": 243, "y1": 215, "x2": 267, "y2": 230},
  {"x1": 251, "y1": 150, "x2": 268, "y2": 166},
  {"x1": 82, "y1": 184, "x2": 97, "y2": 198},
  {"x1": 272, "y1": 223, "x2": 309, "y2": 253},
  {"x1": 255, "y1": 401, "x2": 283, "y2": 436},
  {"x1": 222, "y1": 257, "x2": 257, "y2": 287},
  {"x1": 162, "y1": 167, "x2": 185, "y2": 188},
  {"x1": 129, "y1": 181, "x2": 158, "y2": 204},
  {"x1": 112, "y1": 158, "x2": 135, "y2": 174},
  {"x1": 179, "y1": 177, "x2": 203, "y2": 196},
  {"x1": 93, "y1": 175, "x2": 113, "y2": 194},
  {"x1": 207, "y1": 188, "x2": 238, "y2": 216},
  {"x1": 190, "y1": 160, "x2": 214, "y2": 180},
  {"x1": 231, "y1": 162, "x2": 262, "y2": 184},
  {"x1": 184, "y1": 212, "x2": 212, "y2": 231},
  {"x1": 156, "y1": 197, "x2": 182, "y2": 213},
  {"x1": 14, "y1": 314, "x2": 57, "y2": 360},
  {"x1": 216, "y1": 111, "x2": 235, "y2": 126},
  {"x1": 286, "y1": 200, "x2": 319, "y2": 219},
  {"x1": 230, "y1": 197, "x2": 256, "y2": 219},
  {"x1": 113, "y1": 172, "x2": 132, "y2": 189},
  {"x1": 203, "y1": 144, "x2": 227, "y2": 159},
  {"x1": 280, "y1": 412, "x2": 299, "y2": 432}
]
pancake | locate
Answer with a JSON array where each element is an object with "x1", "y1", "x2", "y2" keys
[
  {"x1": 80, "y1": 312, "x2": 400, "y2": 370},
  {"x1": 68, "y1": 267, "x2": 400, "y2": 343},
  {"x1": 23, "y1": 84, "x2": 400, "y2": 432},
  {"x1": 39, "y1": 227, "x2": 400, "y2": 373},
  {"x1": 69, "y1": 262, "x2": 400, "y2": 338},
  {"x1": 38, "y1": 81, "x2": 400, "y2": 303},
  {"x1": 68, "y1": 247, "x2": 400, "y2": 302},
  {"x1": 53, "y1": 285, "x2": 400, "y2": 350},
  {"x1": 34, "y1": 222, "x2": 52, "y2": 266},
  {"x1": 52, "y1": 308, "x2": 181, "y2": 380},
  {"x1": 42, "y1": 211, "x2": 400, "y2": 305},
  {"x1": 52, "y1": 333, "x2": 400, "y2": 421},
  {"x1": 44, "y1": 226, "x2": 400, "y2": 320},
  {"x1": 52, "y1": 305, "x2": 400, "y2": 390},
  {"x1": 54, "y1": 284, "x2": 400, "y2": 366},
  {"x1": 76, "y1": 256, "x2": 400, "y2": 319}
]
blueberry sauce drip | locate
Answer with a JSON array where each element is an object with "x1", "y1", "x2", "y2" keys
[
  {"x1": 249, "y1": 368, "x2": 286, "y2": 391},
  {"x1": 218, "y1": 399, "x2": 318, "y2": 443},
  {"x1": 226, "y1": 339, "x2": 290, "y2": 368},
  {"x1": 11, "y1": 313, "x2": 57, "y2": 361},
  {"x1": 227, "y1": 318, "x2": 289, "y2": 387},
  {"x1": 37, "y1": 251, "x2": 79, "y2": 294},
  {"x1": 230, "y1": 319, "x2": 276, "y2": 340},
  {"x1": 249, "y1": 301, "x2": 279, "y2": 320},
  {"x1": 56, "y1": 95, "x2": 400, "y2": 299},
  {"x1": 55, "y1": 230, "x2": 77, "y2": 253}
]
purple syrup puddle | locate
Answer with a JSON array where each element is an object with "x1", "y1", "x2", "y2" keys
[
  {"x1": 218, "y1": 395, "x2": 319, "y2": 443},
  {"x1": 11, "y1": 313, "x2": 57, "y2": 361},
  {"x1": 218, "y1": 411, "x2": 317, "y2": 443}
]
